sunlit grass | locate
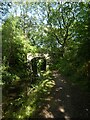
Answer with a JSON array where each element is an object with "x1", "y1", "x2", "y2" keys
[
  {"x1": 16, "y1": 69, "x2": 55, "y2": 119},
  {"x1": 2, "y1": 68, "x2": 55, "y2": 119}
]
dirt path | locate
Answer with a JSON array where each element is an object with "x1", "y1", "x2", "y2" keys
[{"x1": 33, "y1": 70, "x2": 90, "y2": 119}]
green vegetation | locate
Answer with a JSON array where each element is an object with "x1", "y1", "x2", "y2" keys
[
  {"x1": 3, "y1": 68, "x2": 55, "y2": 119},
  {"x1": 0, "y1": 1, "x2": 90, "y2": 119}
]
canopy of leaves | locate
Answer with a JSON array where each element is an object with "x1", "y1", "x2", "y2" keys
[{"x1": 1, "y1": 1, "x2": 90, "y2": 119}]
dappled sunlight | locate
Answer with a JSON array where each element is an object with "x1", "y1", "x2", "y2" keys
[
  {"x1": 18, "y1": 115, "x2": 24, "y2": 119},
  {"x1": 85, "y1": 108, "x2": 88, "y2": 112},
  {"x1": 66, "y1": 95, "x2": 70, "y2": 98},
  {"x1": 47, "y1": 91, "x2": 50, "y2": 95},
  {"x1": 25, "y1": 106, "x2": 36, "y2": 117},
  {"x1": 10, "y1": 68, "x2": 56, "y2": 119},
  {"x1": 26, "y1": 106, "x2": 31, "y2": 116},
  {"x1": 43, "y1": 70, "x2": 52, "y2": 77},
  {"x1": 61, "y1": 79, "x2": 67, "y2": 84},
  {"x1": 56, "y1": 87, "x2": 63, "y2": 91},
  {"x1": 58, "y1": 107, "x2": 71, "y2": 120},
  {"x1": 64, "y1": 114, "x2": 71, "y2": 120},
  {"x1": 64, "y1": 81, "x2": 67, "y2": 84},
  {"x1": 40, "y1": 104, "x2": 54, "y2": 118},
  {"x1": 45, "y1": 104, "x2": 50, "y2": 109},
  {"x1": 55, "y1": 99, "x2": 62, "y2": 102},
  {"x1": 53, "y1": 73, "x2": 59, "y2": 78},
  {"x1": 45, "y1": 80, "x2": 55, "y2": 87},
  {"x1": 45, "y1": 97, "x2": 53, "y2": 101},
  {"x1": 19, "y1": 70, "x2": 54, "y2": 118},
  {"x1": 42, "y1": 109, "x2": 54, "y2": 118},
  {"x1": 61, "y1": 79, "x2": 64, "y2": 82},
  {"x1": 58, "y1": 106, "x2": 71, "y2": 120},
  {"x1": 2, "y1": 1, "x2": 89, "y2": 119},
  {"x1": 58, "y1": 106, "x2": 65, "y2": 113}
]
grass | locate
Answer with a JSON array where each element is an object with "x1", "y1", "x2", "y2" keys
[{"x1": 4, "y1": 69, "x2": 55, "y2": 119}]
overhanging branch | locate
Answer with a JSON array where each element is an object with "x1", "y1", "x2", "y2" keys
[{"x1": 53, "y1": 32, "x2": 63, "y2": 46}]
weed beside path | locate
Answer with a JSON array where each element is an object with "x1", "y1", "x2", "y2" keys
[{"x1": 32, "y1": 70, "x2": 89, "y2": 119}]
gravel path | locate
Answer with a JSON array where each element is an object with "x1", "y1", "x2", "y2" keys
[{"x1": 33, "y1": 70, "x2": 90, "y2": 119}]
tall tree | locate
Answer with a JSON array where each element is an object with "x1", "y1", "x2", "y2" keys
[{"x1": 44, "y1": 2, "x2": 79, "y2": 57}]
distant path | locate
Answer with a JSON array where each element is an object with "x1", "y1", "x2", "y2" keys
[{"x1": 33, "y1": 70, "x2": 90, "y2": 119}]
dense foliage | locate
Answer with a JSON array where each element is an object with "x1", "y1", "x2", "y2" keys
[{"x1": 0, "y1": 1, "x2": 90, "y2": 119}]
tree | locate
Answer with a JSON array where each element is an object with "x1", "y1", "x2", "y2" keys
[
  {"x1": 74, "y1": 2, "x2": 90, "y2": 80},
  {"x1": 2, "y1": 16, "x2": 31, "y2": 68},
  {"x1": 43, "y1": 2, "x2": 79, "y2": 57}
]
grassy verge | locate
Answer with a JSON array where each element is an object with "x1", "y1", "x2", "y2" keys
[
  {"x1": 16, "y1": 70, "x2": 55, "y2": 119},
  {"x1": 3, "y1": 69, "x2": 55, "y2": 119}
]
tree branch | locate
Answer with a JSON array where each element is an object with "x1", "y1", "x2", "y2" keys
[{"x1": 53, "y1": 32, "x2": 63, "y2": 46}]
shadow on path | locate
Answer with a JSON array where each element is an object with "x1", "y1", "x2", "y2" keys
[{"x1": 32, "y1": 70, "x2": 90, "y2": 119}]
